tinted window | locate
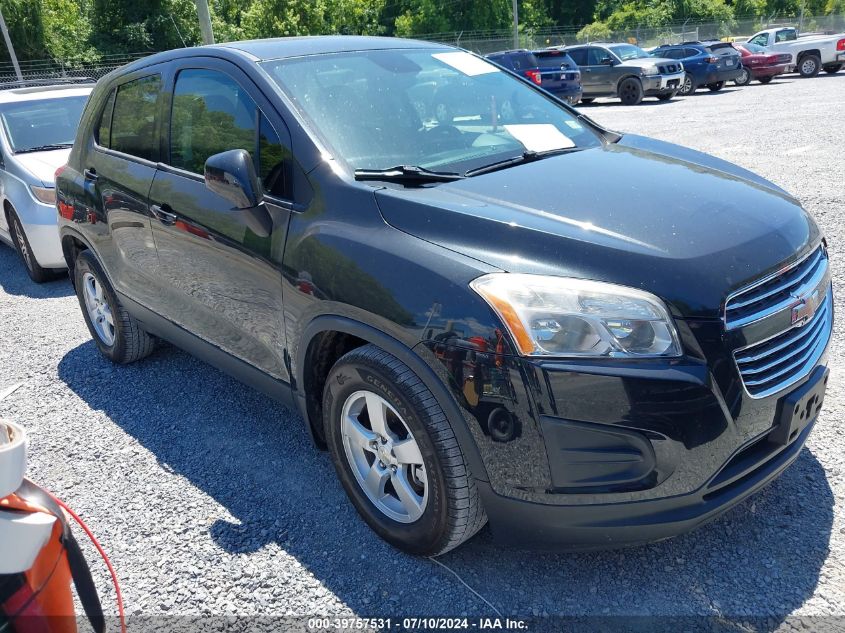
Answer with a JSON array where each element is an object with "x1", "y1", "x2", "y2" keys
[
  {"x1": 96, "y1": 90, "x2": 116, "y2": 147},
  {"x1": 110, "y1": 75, "x2": 161, "y2": 161},
  {"x1": 567, "y1": 48, "x2": 588, "y2": 66},
  {"x1": 170, "y1": 69, "x2": 256, "y2": 175},
  {"x1": 587, "y1": 48, "x2": 610, "y2": 65},
  {"x1": 535, "y1": 51, "x2": 577, "y2": 69},
  {"x1": 259, "y1": 114, "x2": 290, "y2": 198},
  {"x1": 685, "y1": 48, "x2": 702, "y2": 57},
  {"x1": 510, "y1": 53, "x2": 539, "y2": 70}
]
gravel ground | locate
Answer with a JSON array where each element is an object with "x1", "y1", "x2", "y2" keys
[{"x1": 1, "y1": 73, "x2": 844, "y2": 629}]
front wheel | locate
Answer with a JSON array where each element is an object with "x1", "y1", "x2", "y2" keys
[
  {"x1": 823, "y1": 63, "x2": 843, "y2": 74},
  {"x1": 734, "y1": 66, "x2": 752, "y2": 86},
  {"x1": 758, "y1": 75, "x2": 773, "y2": 84},
  {"x1": 323, "y1": 344, "x2": 486, "y2": 556},
  {"x1": 678, "y1": 73, "x2": 695, "y2": 95},
  {"x1": 707, "y1": 81, "x2": 725, "y2": 92},
  {"x1": 74, "y1": 249, "x2": 156, "y2": 364},
  {"x1": 618, "y1": 78, "x2": 643, "y2": 105},
  {"x1": 8, "y1": 208, "x2": 55, "y2": 283},
  {"x1": 798, "y1": 54, "x2": 821, "y2": 77}
]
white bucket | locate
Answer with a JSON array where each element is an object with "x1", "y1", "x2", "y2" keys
[{"x1": 0, "y1": 419, "x2": 27, "y2": 499}]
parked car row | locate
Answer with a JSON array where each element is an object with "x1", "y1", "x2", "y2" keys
[
  {"x1": 485, "y1": 25, "x2": 845, "y2": 105},
  {"x1": 0, "y1": 35, "x2": 834, "y2": 557}
]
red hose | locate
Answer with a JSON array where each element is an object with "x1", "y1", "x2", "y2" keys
[{"x1": 47, "y1": 492, "x2": 127, "y2": 633}]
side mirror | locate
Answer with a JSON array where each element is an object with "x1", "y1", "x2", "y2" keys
[{"x1": 204, "y1": 149, "x2": 263, "y2": 209}]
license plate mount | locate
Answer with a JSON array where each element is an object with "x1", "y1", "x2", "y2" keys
[{"x1": 771, "y1": 366, "x2": 828, "y2": 445}]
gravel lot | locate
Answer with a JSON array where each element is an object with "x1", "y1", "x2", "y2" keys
[{"x1": 1, "y1": 73, "x2": 844, "y2": 629}]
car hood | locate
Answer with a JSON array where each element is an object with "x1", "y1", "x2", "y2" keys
[
  {"x1": 13, "y1": 148, "x2": 71, "y2": 185},
  {"x1": 374, "y1": 135, "x2": 820, "y2": 319},
  {"x1": 624, "y1": 56, "x2": 674, "y2": 69}
]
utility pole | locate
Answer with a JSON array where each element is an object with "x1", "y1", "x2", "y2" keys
[
  {"x1": 195, "y1": 0, "x2": 215, "y2": 45},
  {"x1": 0, "y1": 7, "x2": 22, "y2": 82},
  {"x1": 512, "y1": 0, "x2": 519, "y2": 49}
]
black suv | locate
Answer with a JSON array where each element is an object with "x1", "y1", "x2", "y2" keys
[{"x1": 57, "y1": 37, "x2": 831, "y2": 555}]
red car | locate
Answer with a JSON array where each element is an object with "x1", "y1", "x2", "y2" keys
[{"x1": 734, "y1": 43, "x2": 793, "y2": 84}]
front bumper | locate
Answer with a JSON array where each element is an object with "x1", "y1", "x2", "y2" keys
[
  {"x1": 479, "y1": 415, "x2": 814, "y2": 549},
  {"x1": 642, "y1": 71, "x2": 685, "y2": 94},
  {"x1": 16, "y1": 199, "x2": 64, "y2": 269}
]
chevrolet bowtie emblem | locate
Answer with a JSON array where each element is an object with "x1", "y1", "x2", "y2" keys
[{"x1": 791, "y1": 288, "x2": 821, "y2": 327}]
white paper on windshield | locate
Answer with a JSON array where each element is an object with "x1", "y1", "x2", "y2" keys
[
  {"x1": 503, "y1": 124, "x2": 575, "y2": 152},
  {"x1": 432, "y1": 51, "x2": 499, "y2": 76}
]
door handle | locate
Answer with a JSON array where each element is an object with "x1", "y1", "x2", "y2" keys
[
  {"x1": 150, "y1": 204, "x2": 177, "y2": 226},
  {"x1": 84, "y1": 168, "x2": 98, "y2": 181}
]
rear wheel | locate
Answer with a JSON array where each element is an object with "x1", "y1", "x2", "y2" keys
[
  {"x1": 734, "y1": 66, "x2": 752, "y2": 86},
  {"x1": 323, "y1": 344, "x2": 486, "y2": 556},
  {"x1": 618, "y1": 78, "x2": 643, "y2": 105},
  {"x1": 798, "y1": 54, "x2": 821, "y2": 77},
  {"x1": 707, "y1": 81, "x2": 725, "y2": 91},
  {"x1": 7, "y1": 207, "x2": 55, "y2": 284},
  {"x1": 74, "y1": 249, "x2": 156, "y2": 364},
  {"x1": 679, "y1": 73, "x2": 695, "y2": 95},
  {"x1": 758, "y1": 75, "x2": 773, "y2": 84},
  {"x1": 823, "y1": 63, "x2": 842, "y2": 74}
]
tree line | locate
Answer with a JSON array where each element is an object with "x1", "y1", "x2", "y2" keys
[{"x1": 1, "y1": 0, "x2": 843, "y2": 64}]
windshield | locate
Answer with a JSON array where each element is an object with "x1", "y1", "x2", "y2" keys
[
  {"x1": 608, "y1": 44, "x2": 651, "y2": 61},
  {"x1": 0, "y1": 95, "x2": 88, "y2": 153},
  {"x1": 261, "y1": 49, "x2": 602, "y2": 174}
]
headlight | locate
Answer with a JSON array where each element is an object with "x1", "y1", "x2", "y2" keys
[
  {"x1": 470, "y1": 274, "x2": 681, "y2": 358},
  {"x1": 30, "y1": 185, "x2": 56, "y2": 205},
  {"x1": 641, "y1": 65, "x2": 659, "y2": 76}
]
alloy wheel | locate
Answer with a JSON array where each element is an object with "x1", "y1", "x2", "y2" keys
[
  {"x1": 341, "y1": 390, "x2": 428, "y2": 523},
  {"x1": 681, "y1": 74, "x2": 693, "y2": 95},
  {"x1": 82, "y1": 271, "x2": 116, "y2": 346},
  {"x1": 801, "y1": 58, "x2": 816, "y2": 75}
]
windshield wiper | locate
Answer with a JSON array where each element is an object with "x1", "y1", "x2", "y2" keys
[
  {"x1": 354, "y1": 165, "x2": 465, "y2": 185},
  {"x1": 15, "y1": 143, "x2": 73, "y2": 154},
  {"x1": 465, "y1": 147, "x2": 584, "y2": 177}
]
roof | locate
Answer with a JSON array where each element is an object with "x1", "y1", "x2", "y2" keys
[
  {"x1": 217, "y1": 35, "x2": 446, "y2": 60},
  {"x1": 0, "y1": 84, "x2": 93, "y2": 105}
]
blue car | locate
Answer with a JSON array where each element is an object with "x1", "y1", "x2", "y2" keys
[
  {"x1": 486, "y1": 49, "x2": 582, "y2": 104},
  {"x1": 651, "y1": 42, "x2": 742, "y2": 95}
]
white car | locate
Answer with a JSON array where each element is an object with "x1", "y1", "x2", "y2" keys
[
  {"x1": 0, "y1": 81, "x2": 93, "y2": 282},
  {"x1": 747, "y1": 27, "x2": 845, "y2": 77}
]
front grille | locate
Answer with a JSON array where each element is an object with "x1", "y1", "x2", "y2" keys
[
  {"x1": 727, "y1": 246, "x2": 832, "y2": 398},
  {"x1": 725, "y1": 247, "x2": 827, "y2": 330},
  {"x1": 734, "y1": 292, "x2": 831, "y2": 397}
]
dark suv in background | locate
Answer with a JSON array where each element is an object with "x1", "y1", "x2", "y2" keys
[
  {"x1": 651, "y1": 41, "x2": 743, "y2": 95},
  {"x1": 486, "y1": 49, "x2": 582, "y2": 104},
  {"x1": 57, "y1": 37, "x2": 831, "y2": 556},
  {"x1": 564, "y1": 43, "x2": 684, "y2": 104}
]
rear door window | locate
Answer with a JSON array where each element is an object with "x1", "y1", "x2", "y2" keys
[{"x1": 110, "y1": 75, "x2": 162, "y2": 161}]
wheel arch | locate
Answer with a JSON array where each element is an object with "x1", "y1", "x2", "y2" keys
[
  {"x1": 296, "y1": 315, "x2": 489, "y2": 483},
  {"x1": 796, "y1": 48, "x2": 821, "y2": 61},
  {"x1": 59, "y1": 227, "x2": 94, "y2": 287}
]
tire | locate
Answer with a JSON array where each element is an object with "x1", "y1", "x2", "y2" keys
[
  {"x1": 618, "y1": 77, "x2": 643, "y2": 105},
  {"x1": 656, "y1": 90, "x2": 677, "y2": 101},
  {"x1": 707, "y1": 81, "x2": 725, "y2": 92},
  {"x1": 758, "y1": 75, "x2": 773, "y2": 84},
  {"x1": 7, "y1": 207, "x2": 55, "y2": 283},
  {"x1": 734, "y1": 66, "x2": 752, "y2": 86},
  {"x1": 679, "y1": 72, "x2": 695, "y2": 95},
  {"x1": 823, "y1": 63, "x2": 843, "y2": 74},
  {"x1": 798, "y1": 54, "x2": 821, "y2": 78},
  {"x1": 73, "y1": 249, "x2": 156, "y2": 364},
  {"x1": 579, "y1": 97, "x2": 594, "y2": 104},
  {"x1": 323, "y1": 344, "x2": 487, "y2": 556}
]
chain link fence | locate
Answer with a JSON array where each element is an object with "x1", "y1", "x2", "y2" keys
[
  {"x1": 419, "y1": 13, "x2": 845, "y2": 54},
  {"x1": 0, "y1": 52, "x2": 153, "y2": 86}
]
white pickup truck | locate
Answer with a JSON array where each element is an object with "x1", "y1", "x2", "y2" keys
[{"x1": 746, "y1": 27, "x2": 845, "y2": 77}]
